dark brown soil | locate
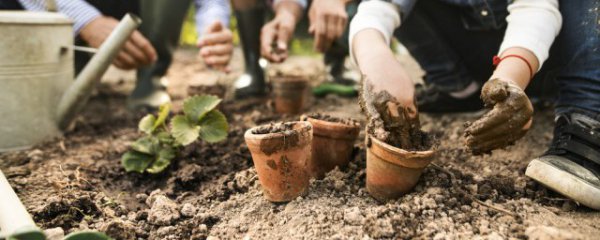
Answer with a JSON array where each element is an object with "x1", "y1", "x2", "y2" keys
[
  {"x1": 1, "y1": 51, "x2": 598, "y2": 239},
  {"x1": 360, "y1": 78, "x2": 432, "y2": 151},
  {"x1": 302, "y1": 113, "x2": 360, "y2": 126}
]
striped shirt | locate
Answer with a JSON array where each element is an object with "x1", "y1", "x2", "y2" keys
[{"x1": 17, "y1": 0, "x2": 230, "y2": 36}]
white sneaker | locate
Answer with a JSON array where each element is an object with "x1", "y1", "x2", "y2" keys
[{"x1": 526, "y1": 112, "x2": 600, "y2": 210}]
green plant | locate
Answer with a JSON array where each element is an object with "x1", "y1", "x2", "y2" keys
[{"x1": 121, "y1": 95, "x2": 228, "y2": 174}]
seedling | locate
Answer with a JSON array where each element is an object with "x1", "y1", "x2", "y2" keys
[{"x1": 121, "y1": 95, "x2": 228, "y2": 174}]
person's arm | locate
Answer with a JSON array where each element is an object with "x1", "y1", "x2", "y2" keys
[
  {"x1": 17, "y1": 0, "x2": 101, "y2": 36},
  {"x1": 349, "y1": 0, "x2": 415, "y2": 104},
  {"x1": 260, "y1": 0, "x2": 304, "y2": 62},
  {"x1": 195, "y1": 0, "x2": 233, "y2": 71},
  {"x1": 492, "y1": 0, "x2": 562, "y2": 89},
  {"x1": 19, "y1": 0, "x2": 156, "y2": 69},
  {"x1": 308, "y1": 0, "x2": 351, "y2": 52},
  {"x1": 465, "y1": 0, "x2": 562, "y2": 154}
]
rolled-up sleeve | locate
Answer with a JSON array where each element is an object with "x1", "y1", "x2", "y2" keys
[
  {"x1": 194, "y1": 0, "x2": 231, "y2": 35},
  {"x1": 18, "y1": 0, "x2": 101, "y2": 36},
  {"x1": 498, "y1": 0, "x2": 562, "y2": 70}
]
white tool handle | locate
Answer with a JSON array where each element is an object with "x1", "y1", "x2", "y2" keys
[{"x1": 0, "y1": 170, "x2": 36, "y2": 235}]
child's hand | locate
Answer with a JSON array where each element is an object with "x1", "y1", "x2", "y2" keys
[
  {"x1": 198, "y1": 21, "x2": 234, "y2": 72},
  {"x1": 260, "y1": 1, "x2": 303, "y2": 63},
  {"x1": 81, "y1": 16, "x2": 157, "y2": 70},
  {"x1": 354, "y1": 29, "x2": 420, "y2": 148},
  {"x1": 308, "y1": 0, "x2": 350, "y2": 52},
  {"x1": 465, "y1": 78, "x2": 533, "y2": 154}
]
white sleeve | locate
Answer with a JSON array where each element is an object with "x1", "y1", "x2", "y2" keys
[
  {"x1": 348, "y1": 0, "x2": 401, "y2": 63},
  {"x1": 498, "y1": 0, "x2": 562, "y2": 71},
  {"x1": 273, "y1": 0, "x2": 307, "y2": 9}
]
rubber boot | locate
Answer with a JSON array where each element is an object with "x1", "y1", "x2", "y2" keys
[
  {"x1": 233, "y1": 7, "x2": 266, "y2": 99},
  {"x1": 326, "y1": 0, "x2": 359, "y2": 85},
  {"x1": 130, "y1": 0, "x2": 192, "y2": 110}
]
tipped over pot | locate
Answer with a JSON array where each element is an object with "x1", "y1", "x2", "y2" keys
[
  {"x1": 244, "y1": 121, "x2": 313, "y2": 202},
  {"x1": 271, "y1": 75, "x2": 309, "y2": 114},
  {"x1": 301, "y1": 114, "x2": 360, "y2": 179},
  {"x1": 365, "y1": 134, "x2": 434, "y2": 201}
]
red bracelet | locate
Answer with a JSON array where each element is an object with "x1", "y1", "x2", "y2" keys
[{"x1": 493, "y1": 54, "x2": 534, "y2": 79}]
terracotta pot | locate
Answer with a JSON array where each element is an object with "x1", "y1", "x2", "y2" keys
[
  {"x1": 244, "y1": 121, "x2": 313, "y2": 202},
  {"x1": 365, "y1": 134, "x2": 434, "y2": 201},
  {"x1": 302, "y1": 115, "x2": 360, "y2": 179},
  {"x1": 272, "y1": 76, "x2": 308, "y2": 114}
]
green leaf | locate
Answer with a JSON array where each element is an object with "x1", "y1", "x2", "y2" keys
[
  {"x1": 156, "y1": 131, "x2": 174, "y2": 145},
  {"x1": 138, "y1": 114, "x2": 156, "y2": 134},
  {"x1": 121, "y1": 151, "x2": 154, "y2": 173},
  {"x1": 130, "y1": 136, "x2": 157, "y2": 154},
  {"x1": 170, "y1": 115, "x2": 200, "y2": 146},
  {"x1": 153, "y1": 103, "x2": 171, "y2": 130},
  {"x1": 199, "y1": 110, "x2": 228, "y2": 143},
  {"x1": 64, "y1": 231, "x2": 113, "y2": 240},
  {"x1": 147, "y1": 146, "x2": 176, "y2": 174},
  {"x1": 183, "y1": 95, "x2": 221, "y2": 122}
]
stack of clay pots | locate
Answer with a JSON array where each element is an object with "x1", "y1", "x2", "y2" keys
[
  {"x1": 245, "y1": 117, "x2": 435, "y2": 202},
  {"x1": 244, "y1": 114, "x2": 361, "y2": 202}
]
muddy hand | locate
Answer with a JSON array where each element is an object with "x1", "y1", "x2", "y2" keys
[
  {"x1": 465, "y1": 78, "x2": 533, "y2": 154},
  {"x1": 360, "y1": 77, "x2": 421, "y2": 149}
]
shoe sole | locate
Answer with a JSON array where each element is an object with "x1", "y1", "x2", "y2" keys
[{"x1": 526, "y1": 159, "x2": 600, "y2": 210}]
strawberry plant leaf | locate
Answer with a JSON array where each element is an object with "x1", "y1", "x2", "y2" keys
[
  {"x1": 138, "y1": 114, "x2": 156, "y2": 134},
  {"x1": 147, "y1": 146, "x2": 175, "y2": 174},
  {"x1": 171, "y1": 115, "x2": 200, "y2": 146},
  {"x1": 183, "y1": 95, "x2": 221, "y2": 122},
  {"x1": 153, "y1": 103, "x2": 171, "y2": 130},
  {"x1": 130, "y1": 136, "x2": 157, "y2": 155},
  {"x1": 156, "y1": 131, "x2": 174, "y2": 145},
  {"x1": 121, "y1": 151, "x2": 154, "y2": 173},
  {"x1": 199, "y1": 110, "x2": 228, "y2": 143}
]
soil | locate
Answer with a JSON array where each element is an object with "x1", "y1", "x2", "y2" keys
[
  {"x1": 360, "y1": 78, "x2": 431, "y2": 151},
  {"x1": 1, "y1": 50, "x2": 599, "y2": 239},
  {"x1": 302, "y1": 113, "x2": 360, "y2": 127},
  {"x1": 251, "y1": 122, "x2": 296, "y2": 135}
]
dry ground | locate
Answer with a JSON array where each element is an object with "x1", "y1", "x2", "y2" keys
[{"x1": 1, "y1": 48, "x2": 599, "y2": 239}]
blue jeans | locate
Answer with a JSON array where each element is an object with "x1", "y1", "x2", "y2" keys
[{"x1": 394, "y1": 0, "x2": 600, "y2": 115}]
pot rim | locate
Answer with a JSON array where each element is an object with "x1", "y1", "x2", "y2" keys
[
  {"x1": 301, "y1": 116, "x2": 360, "y2": 139},
  {"x1": 245, "y1": 121, "x2": 313, "y2": 141},
  {"x1": 367, "y1": 134, "x2": 434, "y2": 168}
]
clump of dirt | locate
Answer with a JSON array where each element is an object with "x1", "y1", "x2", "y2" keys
[
  {"x1": 302, "y1": 112, "x2": 360, "y2": 126},
  {"x1": 359, "y1": 78, "x2": 432, "y2": 151},
  {"x1": 251, "y1": 122, "x2": 296, "y2": 134}
]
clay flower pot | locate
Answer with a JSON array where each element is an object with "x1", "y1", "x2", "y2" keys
[
  {"x1": 365, "y1": 134, "x2": 434, "y2": 201},
  {"x1": 301, "y1": 114, "x2": 360, "y2": 179},
  {"x1": 244, "y1": 121, "x2": 313, "y2": 202},
  {"x1": 272, "y1": 76, "x2": 308, "y2": 114}
]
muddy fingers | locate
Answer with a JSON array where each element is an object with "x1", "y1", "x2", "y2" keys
[
  {"x1": 360, "y1": 77, "x2": 429, "y2": 150},
  {"x1": 465, "y1": 78, "x2": 533, "y2": 154}
]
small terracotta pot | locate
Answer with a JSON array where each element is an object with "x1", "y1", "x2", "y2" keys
[
  {"x1": 365, "y1": 134, "x2": 434, "y2": 201},
  {"x1": 302, "y1": 115, "x2": 360, "y2": 179},
  {"x1": 244, "y1": 121, "x2": 313, "y2": 202},
  {"x1": 272, "y1": 76, "x2": 308, "y2": 114}
]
